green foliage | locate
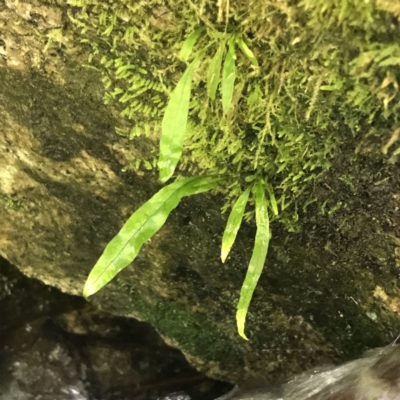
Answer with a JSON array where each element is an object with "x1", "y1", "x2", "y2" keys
[
  {"x1": 222, "y1": 38, "x2": 236, "y2": 114},
  {"x1": 237, "y1": 181, "x2": 271, "y2": 340},
  {"x1": 265, "y1": 183, "x2": 278, "y2": 216},
  {"x1": 158, "y1": 57, "x2": 200, "y2": 182},
  {"x1": 236, "y1": 37, "x2": 259, "y2": 67},
  {"x1": 180, "y1": 27, "x2": 206, "y2": 62},
  {"x1": 158, "y1": 28, "x2": 259, "y2": 184},
  {"x1": 207, "y1": 40, "x2": 226, "y2": 100},
  {"x1": 221, "y1": 186, "x2": 251, "y2": 263},
  {"x1": 83, "y1": 176, "x2": 221, "y2": 297},
  {"x1": 67, "y1": 0, "x2": 400, "y2": 338}
]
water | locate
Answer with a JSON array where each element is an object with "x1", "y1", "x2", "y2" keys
[{"x1": 217, "y1": 345, "x2": 400, "y2": 400}]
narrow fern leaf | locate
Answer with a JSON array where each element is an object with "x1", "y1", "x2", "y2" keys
[
  {"x1": 185, "y1": 176, "x2": 223, "y2": 196},
  {"x1": 228, "y1": 36, "x2": 237, "y2": 60},
  {"x1": 236, "y1": 182, "x2": 270, "y2": 340},
  {"x1": 207, "y1": 42, "x2": 225, "y2": 100},
  {"x1": 265, "y1": 183, "x2": 278, "y2": 216},
  {"x1": 221, "y1": 187, "x2": 250, "y2": 263},
  {"x1": 83, "y1": 176, "x2": 219, "y2": 298},
  {"x1": 158, "y1": 59, "x2": 198, "y2": 183},
  {"x1": 180, "y1": 27, "x2": 205, "y2": 62},
  {"x1": 237, "y1": 37, "x2": 259, "y2": 67},
  {"x1": 222, "y1": 45, "x2": 236, "y2": 115}
]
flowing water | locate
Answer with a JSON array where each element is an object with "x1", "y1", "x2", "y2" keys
[{"x1": 217, "y1": 345, "x2": 400, "y2": 400}]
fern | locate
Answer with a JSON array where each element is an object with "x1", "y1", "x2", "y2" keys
[{"x1": 67, "y1": 0, "x2": 400, "y2": 338}]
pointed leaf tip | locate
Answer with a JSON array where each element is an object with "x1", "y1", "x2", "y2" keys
[
  {"x1": 235, "y1": 182, "x2": 270, "y2": 340},
  {"x1": 237, "y1": 37, "x2": 259, "y2": 67},
  {"x1": 236, "y1": 308, "x2": 249, "y2": 340},
  {"x1": 221, "y1": 187, "x2": 250, "y2": 263},
  {"x1": 207, "y1": 41, "x2": 225, "y2": 101},
  {"x1": 83, "y1": 283, "x2": 94, "y2": 298},
  {"x1": 180, "y1": 27, "x2": 205, "y2": 62}
]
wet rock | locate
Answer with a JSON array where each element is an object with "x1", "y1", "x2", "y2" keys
[
  {"x1": 0, "y1": 256, "x2": 84, "y2": 335},
  {"x1": 0, "y1": 319, "x2": 90, "y2": 400},
  {"x1": 2, "y1": 0, "x2": 400, "y2": 386},
  {"x1": 217, "y1": 345, "x2": 400, "y2": 400},
  {"x1": 0, "y1": 257, "x2": 231, "y2": 399}
]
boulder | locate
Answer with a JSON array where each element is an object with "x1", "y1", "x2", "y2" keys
[{"x1": 1, "y1": 0, "x2": 400, "y2": 385}]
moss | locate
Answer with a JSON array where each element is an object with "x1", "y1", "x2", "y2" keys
[
  {"x1": 108, "y1": 277, "x2": 245, "y2": 372},
  {"x1": 62, "y1": 0, "x2": 400, "y2": 231},
  {"x1": 0, "y1": 192, "x2": 22, "y2": 210}
]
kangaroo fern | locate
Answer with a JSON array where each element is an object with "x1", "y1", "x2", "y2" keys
[
  {"x1": 236, "y1": 181, "x2": 271, "y2": 340},
  {"x1": 221, "y1": 186, "x2": 251, "y2": 263},
  {"x1": 158, "y1": 58, "x2": 199, "y2": 183},
  {"x1": 83, "y1": 176, "x2": 220, "y2": 297}
]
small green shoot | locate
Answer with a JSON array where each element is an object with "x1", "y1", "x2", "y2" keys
[
  {"x1": 180, "y1": 27, "x2": 206, "y2": 62},
  {"x1": 236, "y1": 181, "x2": 271, "y2": 340},
  {"x1": 237, "y1": 37, "x2": 259, "y2": 67},
  {"x1": 221, "y1": 186, "x2": 251, "y2": 263},
  {"x1": 222, "y1": 37, "x2": 236, "y2": 114},
  {"x1": 83, "y1": 176, "x2": 220, "y2": 297},
  {"x1": 265, "y1": 183, "x2": 278, "y2": 216},
  {"x1": 207, "y1": 41, "x2": 226, "y2": 100},
  {"x1": 158, "y1": 58, "x2": 199, "y2": 183},
  {"x1": 228, "y1": 36, "x2": 237, "y2": 60}
]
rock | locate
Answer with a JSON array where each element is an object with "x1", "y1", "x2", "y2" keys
[
  {"x1": 1, "y1": 0, "x2": 400, "y2": 387},
  {"x1": 1, "y1": 319, "x2": 90, "y2": 400},
  {"x1": 0, "y1": 257, "x2": 231, "y2": 399}
]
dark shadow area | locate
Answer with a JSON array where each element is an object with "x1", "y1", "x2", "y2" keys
[{"x1": 0, "y1": 256, "x2": 232, "y2": 399}]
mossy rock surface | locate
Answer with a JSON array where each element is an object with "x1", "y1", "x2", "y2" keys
[{"x1": 1, "y1": 0, "x2": 400, "y2": 386}]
